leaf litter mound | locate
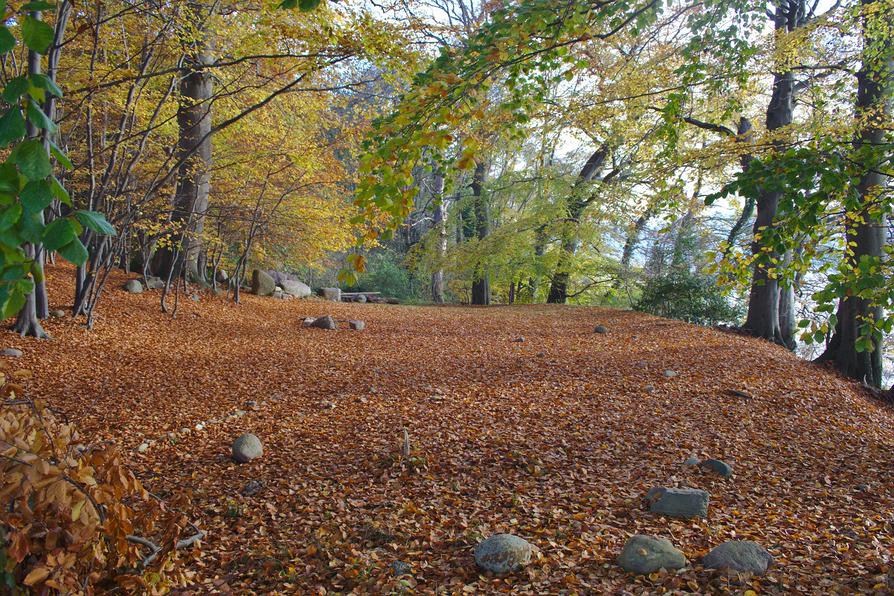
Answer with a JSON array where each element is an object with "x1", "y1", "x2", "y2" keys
[{"x1": 7, "y1": 264, "x2": 894, "y2": 593}]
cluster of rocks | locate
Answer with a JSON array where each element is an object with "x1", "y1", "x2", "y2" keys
[
  {"x1": 251, "y1": 270, "x2": 313, "y2": 299},
  {"x1": 123, "y1": 276, "x2": 168, "y2": 293},
  {"x1": 617, "y1": 535, "x2": 772, "y2": 576},
  {"x1": 302, "y1": 315, "x2": 365, "y2": 331}
]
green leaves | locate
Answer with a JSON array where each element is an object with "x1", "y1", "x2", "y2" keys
[
  {"x1": 279, "y1": 0, "x2": 323, "y2": 11},
  {"x1": 41, "y1": 217, "x2": 77, "y2": 251},
  {"x1": 0, "y1": 28, "x2": 14, "y2": 54},
  {"x1": 0, "y1": 5, "x2": 72, "y2": 319},
  {"x1": 57, "y1": 237, "x2": 88, "y2": 265},
  {"x1": 21, "y1": 15, "x2": 54, "y2": 54},
  {"x1": 20, "y1": 180, "x2": 53, "y2": 213},
  {"x1": 12, "y1": 140, "x2": 52, "y2": 180},
  {"x1": 74, "y1": 211, "x2": 116, "y2": 236},
  {"x1": 0, "y1": 108, "x2": 26, "y2": 147}
]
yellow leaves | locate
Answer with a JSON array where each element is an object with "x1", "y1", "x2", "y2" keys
[
  {"x1": 72, "y1": 499, "x2": 86, "y2": 522},
  {"x1": 2, "y1": 391, "x2": 185, "y2": 591},
  {"x1": 23, "y1": 566, "x2": 51, "y2": 586}
]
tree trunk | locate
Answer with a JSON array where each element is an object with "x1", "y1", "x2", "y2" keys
[
  {"x1": 430, "y1": 171, "x2": 447, "y2": 303},
  {"x1": 470, "y1": 161, "x2": 490, "y2": 305},
  {"x1": 152, "y1": 2, "x2": 213, "y2": 282},
  {"x1": 743, "y1": 2, "x2": 803, "y2": 344},
  {"x1": 818, "y1": 0, "x2": 891, "y2": 387},
  {"x1": 547, "y1": 144, "x2": 610, "y2": 303}
]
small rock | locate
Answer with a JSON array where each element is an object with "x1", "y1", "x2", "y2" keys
[
  {"x1": 348, "y1": 320, "x2": 365, "y2": 331},
  {"x1": 245, "y1": 400, "x2": 259, "y2": 410},
  {"x1": 355, "y1": 294, "x2": 367, "y2": 303},
  {"x1": 180, "y1": 427, "x2": 190, "y2": 435},
  {"x1": 644, "y1": 385, "x2": 656, "y2": 394},
  {"x1": 50, "y1": 309, "x2": 66, "y2": 318},
  {"x1": 189, "y1": 294, "x2": 200, "y2": 302},
  {"x1": 646, "y1": 487, "x2": 709, "y2": 519},
  {"x1": 700, "y1": 458, "x2": 733, "y2": 478},
  {"x1": 512, "y1": 336, "x2": 525, "y2": 342},
  {"x1": 137, "y1": 443, "x2": 149, "y2": 453},
  {"x1": 195, "y1": 422, "x2": 205, "y2": 431},
  {"x1": 310, "y1": 315, "x2": 337, "y2": 330},
  {"x1": 683, "y1": 456, "x2": 701, "y2": 466},
  {"x1": 240, "y1": 480, "x2": 264, "y2": 497},
  {"x1": 231, "y1": 433, "x2": 263, "y2": 463},
  {"x1": 391, "y1": 560, "x2": 412, "y2": 577},
  {"x1": 320, "y1": 401, "x2": 336, "y2": 410},
  {"x1": 321, "y1": 287, "x2": 341, "y2": 302},
  {"x1": 663, "y1": 369, "x2": 678, "y2": 378},
  {"x1": 145, "y1": 276, "x2": 165, "y2": 290},
  {"x1": 1, "y1": 348, "x2": 23, "y2": 358},
  {"x1": 536, "y1": 351, "x2": 545, "y2": 358},
  {"x1": 703, "y1": 540, "x2": 773, "y2": 575},
  {"x1": 594, "y1": 325, "x2": 608, "y2": 334},
  {"x1": 234, "y1": 409, "x2": 246, "y2": 418},
  {"x1": 856, "y1": 483, "x2": 871, "y2": 492},
  {"x1": 124, "y1": 279, "x2": 143, "y2": 294},
  {"x1": 618, "y1": 534, "x2": 686, "y2": 574},
  {"x1": 474, "y1": 534, "x2": 534, "y2": 574}
]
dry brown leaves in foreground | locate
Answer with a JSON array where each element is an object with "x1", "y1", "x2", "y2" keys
[{"x1": 5, "y1": 264, "x2": 894, "y2": 594}]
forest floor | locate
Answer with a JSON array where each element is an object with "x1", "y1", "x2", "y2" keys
[{"x1": 7, "y1": 264, "x2": 894, "y2": 594}]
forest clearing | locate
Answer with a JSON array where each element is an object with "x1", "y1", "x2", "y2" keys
[{"x1": 3, "y1": 263, "x2": 891, "y2": 593}]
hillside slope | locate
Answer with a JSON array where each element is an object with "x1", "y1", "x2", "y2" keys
[{"x1": 7, "y1": 264, "x2": 894, "y2": 593}]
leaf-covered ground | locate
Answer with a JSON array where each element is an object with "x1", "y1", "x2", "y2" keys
[{"x1": 9, "y1": 264, "x2": 894, "y2": 593}]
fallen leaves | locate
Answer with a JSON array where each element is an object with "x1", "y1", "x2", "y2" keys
[{"x1": 5, "y1": 263, "x2": 894, "y2": 592}]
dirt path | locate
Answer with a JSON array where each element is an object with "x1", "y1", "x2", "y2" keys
[{"x1": 9, "y1": 265, "x2": 894, "y2": 593}]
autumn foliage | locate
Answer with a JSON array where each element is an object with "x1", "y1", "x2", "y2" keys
[{"x1": 1, "y1": 388, "x2": 196, "y2": 593}]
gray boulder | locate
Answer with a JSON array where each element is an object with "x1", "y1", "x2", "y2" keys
[
  {"x1": 215, "y1": 269, "x2": 229, "y2": 283},
  {"x1": 355, "y1": 294, "x2": 367, "y2": 303},
  {"x1": 309, "y1": 315, "x2": 337, "y2": 330},
  {"x1": 281, "y1": 279, "x2": 311, "y2": 298},
  {"x1": 231, "y1": 433, "x2": 263, "y2": 463},
  {"x1": 703, "y1": 540, "x2": 773, "y2": 575},
  {"x1": 124, "y1": 279, "x2": 143, "y2": 294},
  {"x1": 145, "y1": 276, "x2": 165, "y2": 290},
  {"x1": 646, "y1": 487, "x2": 709, "y2": 519},
  {"x1": 594, "y1": 325, "x2": 608, "y2": 334},
  {"x1": 251, "y1": 269, "x2": 276, "y2": 296},
  {"x1": 321, "y1": 287, "x2": 341, "y2": 302},
  {"x1": 1, "y1": 348, "x2": 22, "y2": 357},
  {"x1": 474, "y1": 534, "x2": 534, "y2": 574},
  {"x1": 700, "y1": 458, "x2": 733, "y2": 478},
  {"x1": 618, "y1": 535, "x2": 686, "y2": 574},
  {"x1": 50, "y1": 309, "x2": 66, "y2": 318},
  {"x1": 348, "y1": 320, "x2": 365, "y2": 331}
]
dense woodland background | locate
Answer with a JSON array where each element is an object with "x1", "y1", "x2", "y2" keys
[{"x1": 0, "y1": 0, "x2": 888, "y2": 383}]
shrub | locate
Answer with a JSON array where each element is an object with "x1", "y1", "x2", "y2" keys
[
  {"x1": 1, "y1": 386, "x2": 197, "y2": 593},
  {"x1": 353, "y1": 251, "x2": 420, "y2": 301},
  {"x1": 634, "y1": 270, "x2": 743, "y2": 326}
]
